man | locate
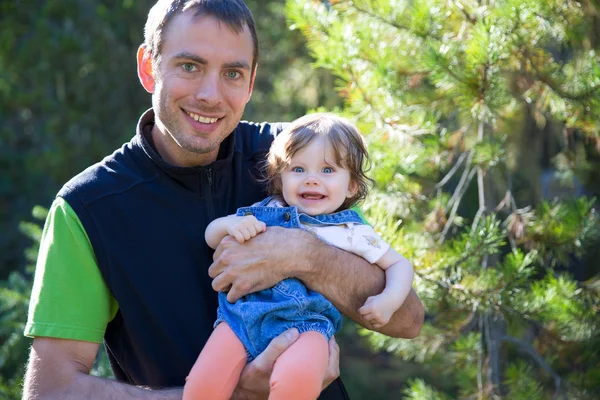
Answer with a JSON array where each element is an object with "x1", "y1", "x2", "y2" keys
[{"x1": 23, "y1": 1, "x2": 424, "y2": 399}]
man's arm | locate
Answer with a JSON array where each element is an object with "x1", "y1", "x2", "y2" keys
[
  {"x1": 209, "y1": 227, "x2": 424, "y2": 338},
  {"x1": 23, "y1": 337, "x2": 182, "y2": 399},
  {"x1": 24, "y1": 331, "x2": 332, "y2": 400}
]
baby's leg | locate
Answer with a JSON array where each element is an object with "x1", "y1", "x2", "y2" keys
[
  {"x1": 269, "y1": 331, "x2": 329, "y2": 400},
  {"x1": 183, "y1": 322, "x2": 247, "y2": 400}
]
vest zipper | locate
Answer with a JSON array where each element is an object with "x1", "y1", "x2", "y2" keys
[{"x1": 204, "y1": 168, "x2": 215, "y2": 221}]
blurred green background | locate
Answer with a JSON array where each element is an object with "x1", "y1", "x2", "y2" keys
[{"x1": 2, "y1": 1, "x2": 600, "y2": 398}]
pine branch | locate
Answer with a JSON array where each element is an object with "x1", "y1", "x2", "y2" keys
[
  {"x1": 348, "y1": 2, "x2": 440, "y2": 41},
  {"x1": 499, "y1": 335, "x2": 567, "y2": 400},
  {"x1": 485, "y1": 313, "x2": 502, "y2": 397},
  {"x1": 471, "y1": 122, "x2": 488, "y2": 234},
  {"x1": 347, "y1": 66, "x2": 430, "y2": 140},
  {"x1": 524, "y1": 47, "x2": 600, "y2": 101},
  {"x1": 435, "y1": 151, "x2": 468, "y2": 190},
  {"x1": 453, "y1": 1, "x2": 477, "y2": 24},
  {"x1": 477, "y1": 314, "x2": 484, "y2": 400},
  {"x1": 439, "y1": 160, "x2": 477, "y2": 243}
]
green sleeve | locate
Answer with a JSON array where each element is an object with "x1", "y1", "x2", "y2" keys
[
  {"x1": 24, "y1": 197, "x2": 119, "y2": 343},
  {"x1": 350, "y1": 205, "x2": 371, "y2": 226}
]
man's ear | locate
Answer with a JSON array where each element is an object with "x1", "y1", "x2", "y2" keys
[
  {"x1": 137, "y1": 44, "x2": 155, "y2": 93},
  {"x1": 246, "y1": 64, "x2": 258, "y2": 103}
]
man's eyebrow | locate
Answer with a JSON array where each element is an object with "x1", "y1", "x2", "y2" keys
[
  {"x1": 173, "y1": 52, "x2": 207, "y2": 65},
  {"x1": 222, "y1": 61, "x2": 251, "y2": 71},
  {"x1": 172, "y1": 52, "x2": 250, "y2": 70}
]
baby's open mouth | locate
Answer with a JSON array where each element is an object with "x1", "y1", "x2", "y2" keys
[{"x1": 301, "y1": 193, "x2": 325, "y2": 200}]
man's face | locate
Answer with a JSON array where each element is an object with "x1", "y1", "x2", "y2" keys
[{"x1": 144, "y1": 11, "x2": 255, "y2": 167}]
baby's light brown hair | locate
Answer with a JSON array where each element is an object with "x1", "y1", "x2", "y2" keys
[{"x1": 264, "y1": 113, "x2": 373, "y2": 211}]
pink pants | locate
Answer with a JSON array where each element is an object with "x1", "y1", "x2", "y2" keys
[{"x1": 183, "y1": 322, "x2": 329, "y2": 400}]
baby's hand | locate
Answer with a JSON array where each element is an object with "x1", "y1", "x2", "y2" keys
[
  {"x1": 227, "y1": 215, "x2": 266, "y2": 244},
  {"x1": 358, "y1": 293, "x2": 400, "y2": 329}
]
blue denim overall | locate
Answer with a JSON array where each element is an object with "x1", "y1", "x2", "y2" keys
[{"x1": 214, "y1": 197, "x2": 365, "y2": 361}]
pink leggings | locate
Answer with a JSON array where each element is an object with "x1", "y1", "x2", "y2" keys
[{"x1": 183, "y1": 322, "x2": 329, "y2": 400}]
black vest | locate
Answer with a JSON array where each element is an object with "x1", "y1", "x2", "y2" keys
[{"x1": 58, "y1": 109, "x2": 349, "y2": 399}]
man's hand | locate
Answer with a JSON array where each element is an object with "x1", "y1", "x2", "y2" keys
[
  {"x1": 209, "y1": 227, "x2": 299, "y2": 302},
  {"x1": 231, "y1": 329, "x2": 340, "y2": 400},
  {"x1": 321, "y1": 336, "x2": 341, "y2": 390}
]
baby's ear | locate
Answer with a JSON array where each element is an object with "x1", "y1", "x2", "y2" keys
[{"x1": 347, "y1": 180, "x2": 359, "y2": 198}]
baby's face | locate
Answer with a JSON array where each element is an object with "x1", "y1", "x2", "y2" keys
[{"x1": 280, "y1": 136, "x2": 357, "y2": 216}]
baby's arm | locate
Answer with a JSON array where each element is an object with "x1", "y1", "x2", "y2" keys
[
  {"x1": 205, "y1": 215, "x2": 266, "y2": 249},
  {"x1": 358, "y1": 248, "x2": 414, "y2": 329}
]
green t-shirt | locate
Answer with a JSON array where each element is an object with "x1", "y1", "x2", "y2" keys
[{"x1": 24, "y1": 197, "x2": 118, "y2": 343}]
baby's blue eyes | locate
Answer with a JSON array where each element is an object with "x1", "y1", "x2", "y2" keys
[{"x1": 290, "y1": 166, "x2": 334, "y2": 173}]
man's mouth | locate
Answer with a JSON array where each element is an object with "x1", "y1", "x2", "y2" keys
[{"x1": 185, "y1": 111, "x2": 220, "y2": 124}]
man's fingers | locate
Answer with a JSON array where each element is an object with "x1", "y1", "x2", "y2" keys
[
  {"x1": 211, "y1": 240, "x2": 224, "y2": 261},
  {"x1": 226, "y1": 286, "x2": 243, "y2": 303},
  {"x1": 211, "y1": 271, "x2": 231, "y2": 292},
  {"x1": 208, "y1": 259, "x2": 219, "y2": 279},
  {"x1": 252, "y1": 329, "x2": 299, "y2": 370},
  {"x1": 322, "y1": 336, "x2": 340, "y2": 390},
  {"x1": 232, "y1": 329, "x2": 299, "y2": 400}
]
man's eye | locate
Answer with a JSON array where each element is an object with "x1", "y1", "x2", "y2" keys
[
  {"x1": 182, "y1": 63, "x2": 196, "y2": 72},
  {"x1": 291, "y1": 167, "x2": 304, "y2": 173},
  {"x1": 226, "y1": 71, "x2": 241, "y2": 79},
  {"x1": 322, "y1": 167, "x2": 334, "y2": 173}
]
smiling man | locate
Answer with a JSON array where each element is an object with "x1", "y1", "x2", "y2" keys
[{"x1": 22, "y1": 1, "x2": 424, "y2": 399}]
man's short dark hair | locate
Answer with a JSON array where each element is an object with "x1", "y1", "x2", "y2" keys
[{"x1": 144, "y1": 0, "x2": 259, "y2": 73}]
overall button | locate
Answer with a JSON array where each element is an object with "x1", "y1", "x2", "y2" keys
[
  {"x1": 244, "y1": 211, "x2": 253, "y2": 216},
  {"x1": 284, "y1": 212, "x2": 291, "y2": 221}
]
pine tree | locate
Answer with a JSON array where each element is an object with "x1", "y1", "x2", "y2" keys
[
  {"x1": 0, "y1": 207, "x2": 44, "y2": 398},
  {"x1": 287, "y1": 1, "x2": 600, "y2": 398}
]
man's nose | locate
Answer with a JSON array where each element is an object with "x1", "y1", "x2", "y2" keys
[{"x1": 194, "y1": 72, "x2": 222, "y2": 106}]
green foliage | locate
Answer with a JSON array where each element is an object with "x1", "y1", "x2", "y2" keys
[
  {"x1": 404, "y1": 379, "x2": 452, "y2": 400},
  {"x1": 0, "y1": 272, "x2": 30, "y2": 398},
  {"x1": 289, "y1": 0, "x2": 600, "y2": 398},
  {"x1": 504, "y1": 361, "x2": 545, "y2": 400},
  {"x1": 0, "y1": 207, "x2": 47, "y2": 397}
]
